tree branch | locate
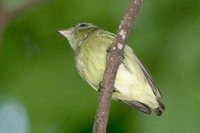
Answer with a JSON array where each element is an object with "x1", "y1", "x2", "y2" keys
[
  {"x1": 0, "y1": 0, "x2": 44, "y2": 41},
  {"x1": 92, "y1": 0, "x2": 143, "y2": 133}
]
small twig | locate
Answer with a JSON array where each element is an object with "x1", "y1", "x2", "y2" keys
[
  {"x1": 6, "y1": 0, "x2": 44, "y2": 17},
  {"x1": 92, "y1": 0, "x2": 143, "y2": 133},
  {"x1": 0, "y1": 10, "x2": 9, "y2": 37},
  {"x1": 0, "y1": 0, "x2": 44, "y2": 41}
]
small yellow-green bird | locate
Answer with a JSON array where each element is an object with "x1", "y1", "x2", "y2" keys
[{"x1": 58, "y1": 23, "x2": 165, "y2": 116}]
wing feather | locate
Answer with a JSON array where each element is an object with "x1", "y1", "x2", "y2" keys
[
  {"x1": 123, "y1": 45, "x2": 162, "y2": 99},
  {"x1": 136, "y1": 56, "x2": 162, "y2": 99}
]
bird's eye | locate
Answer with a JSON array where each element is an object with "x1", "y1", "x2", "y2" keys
[{"x1": 79, "y1": 23, "x2": 88, "y2": 28}]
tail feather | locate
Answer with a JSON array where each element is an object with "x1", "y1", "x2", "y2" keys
[
  {"x1": 122, "y1": 99, "x2": 165, "y2": 116},
  {"x1": 154, "y1": 99, "x2": 165, "y2": 116},
  {"x1": 122, "y1": 100, "x2": 151, "y2": 114}
]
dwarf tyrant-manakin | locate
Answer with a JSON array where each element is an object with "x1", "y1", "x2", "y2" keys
[{"x1": 58, "y1": 23, "x2": 165, "y2": 116}]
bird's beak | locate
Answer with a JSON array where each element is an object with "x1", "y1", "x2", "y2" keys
[
  {"x1": 57, "y1": 30, "x2": 66, "y2": 35},
  {"x1": 57, "y1": 27, "x2": 74, "y2": 39}
]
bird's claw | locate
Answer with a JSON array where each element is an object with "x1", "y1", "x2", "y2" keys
[
  {"x1": 98, "y1": 81, "x2": 103, "y2": 92},
  {"x1": 106, "y1": 47, "x2": 111, "y2": 53}
]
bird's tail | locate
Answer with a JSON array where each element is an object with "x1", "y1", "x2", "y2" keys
[
  {"x1": 121, "y1": 99, "x2": 165, "y2": 116},
  {"x1": 153, "y1": 99, "x2": 165, "y2": 116}
]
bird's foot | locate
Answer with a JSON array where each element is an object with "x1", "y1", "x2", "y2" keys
[
  {"x1": 98, "y1": 81, "x2": 118, "y2": 93},
  {"x1": 98, "y1": 81, "x2": 103, "y2": 92},
  {"x1": 106, "y1": 47, "x2": 111, "y2": 53}
]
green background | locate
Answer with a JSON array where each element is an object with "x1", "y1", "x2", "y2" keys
[{"x1": 0, "y1": 0, "x2": 200, "y2": 133}]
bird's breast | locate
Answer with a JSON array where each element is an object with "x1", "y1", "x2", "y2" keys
[{"x1": 75, "y1": 43, "x2": 108, "y2": 89}]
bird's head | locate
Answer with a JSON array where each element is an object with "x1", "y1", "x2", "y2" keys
[{"x1": 58, "y1": 23, "x2": 98, "y2": 50}]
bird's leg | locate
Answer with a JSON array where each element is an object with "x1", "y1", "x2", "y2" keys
[
  {"x1": 120, "y1": 55, "x2": 125, "y2": 64},
  {"x1": 98, "y1": 81, "x2": 103, "y2": 92},
  {"x1": 106, "y1": 47, "x2": 111, "y2": 53},
  {"x1": 98, "y1": 81, "x2": 117, "y2": 93}
]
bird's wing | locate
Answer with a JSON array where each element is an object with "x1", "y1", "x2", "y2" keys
[
  {"x1": 136, "y1": 58, "x2": 162, "y2": 98},
  {"x1": 98, "y1": 30, "x2": 162, "y2": 99},
  {"x1": 124, "y1": 45, "x2": 162, "y2": 99}
]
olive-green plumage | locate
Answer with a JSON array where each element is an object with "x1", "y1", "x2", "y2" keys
[{"x1": 58, "y1": 23, "x2": 165, "y2": 115}]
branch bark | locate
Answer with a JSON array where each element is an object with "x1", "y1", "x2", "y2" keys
[{"x1": 92, "y1": 0, "x2": 143, "y2": 133}]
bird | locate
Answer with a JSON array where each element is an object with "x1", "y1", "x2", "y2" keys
[{"x1": 58, "y1": 22, "x2": 165, "y2": 116}]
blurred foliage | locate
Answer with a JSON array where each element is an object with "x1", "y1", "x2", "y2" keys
[
  {"x1": 0, "y1": 0, "x2": 200, "y2": 133},
  {"x1": 2, "y1": 0, "x2": 26, "y2": 9}
]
